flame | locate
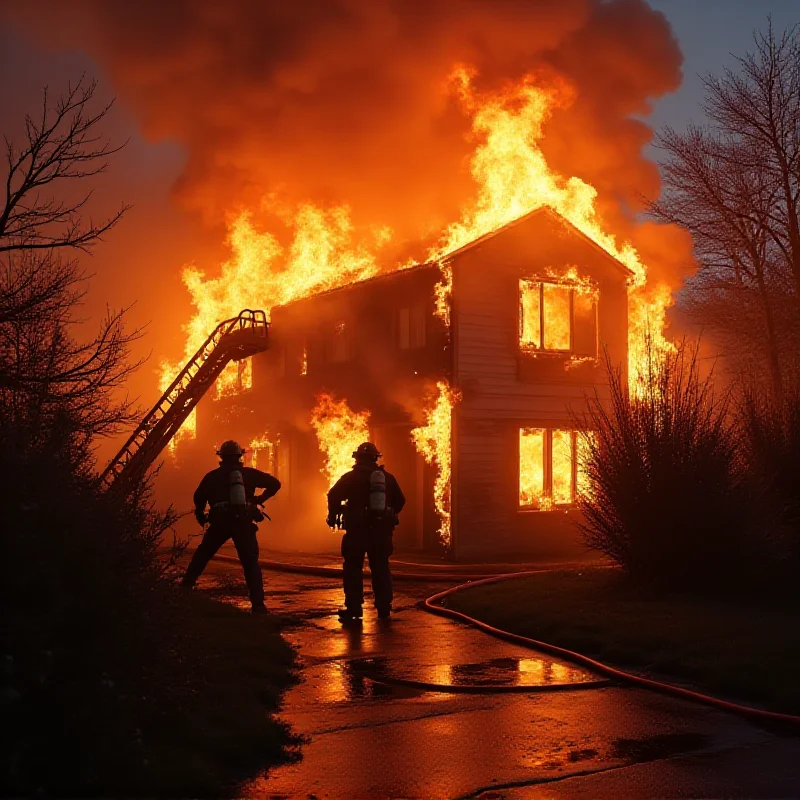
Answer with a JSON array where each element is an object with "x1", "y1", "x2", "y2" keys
[
  {"x1": 519, "y1": 428, "x2": 575, "y2": 509},
  {"x1": 433, "y1": 261, "x2": 453, "y2": 326},
  {"x1": 249, "y1": 433, "x2": 276, "y2": 472},
  {"x1": 551, "y1": 429, "x2": 574, "y2": 505},
  {"x1": 519, "y1": 428, "x2": 547, "y2": 510},
  {"x1": 160, "y1": 204, "x2": 388, "y2": 444},
  {"x1": 310, "y1": 393, "x2": 371, "y2": 488},
  {"x1": 411, "y1": 381, "x2": 460, "y2": 550},
  {"x1": 429, "y1": 67, "x2": 672, "y2": 387}
]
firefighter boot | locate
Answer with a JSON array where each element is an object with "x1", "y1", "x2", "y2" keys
[{"x1": 337, "y1": 606, "x2": 363, "y2": 622}]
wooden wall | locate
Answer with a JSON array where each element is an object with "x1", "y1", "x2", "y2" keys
[{"x1": 451, "y1": 210, "x2": 629, "y2": 559}]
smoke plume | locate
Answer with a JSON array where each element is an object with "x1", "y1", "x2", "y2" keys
[{"x1": 7, "y1": 0, "x2": 683, "y2": 250}]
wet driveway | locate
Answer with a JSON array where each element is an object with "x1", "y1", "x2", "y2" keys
[{"x1": 200, "y1": 558, "x2": 800, "y2": 798}]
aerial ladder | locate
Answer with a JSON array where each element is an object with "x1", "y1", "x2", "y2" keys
[{"x1": 99, "y1": 309, "x2": 269, "y2": 495}]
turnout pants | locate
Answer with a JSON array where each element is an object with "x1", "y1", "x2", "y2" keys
[
  {"x1": 341, "y1": 527, "x2": 393, "y2": 611},
  {"x1": 182, "y1": 522, "x2": 264, "y2": 607}
]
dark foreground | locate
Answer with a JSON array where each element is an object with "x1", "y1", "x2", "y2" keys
[{"x1": 201, "y1": 554, "x2": 800, "y2": 799}]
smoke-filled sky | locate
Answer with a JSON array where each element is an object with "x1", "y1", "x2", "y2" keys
[{"x1": 0, "y1": 0, "x2": 797, "y2": 422}]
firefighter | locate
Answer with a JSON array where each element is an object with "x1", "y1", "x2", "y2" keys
[
  {"x1": 327, "y1": 442, "x2": 405, "y2": 621},
  {"x1": 181, "y1": 439, "x2": 281, "y2": 613}
]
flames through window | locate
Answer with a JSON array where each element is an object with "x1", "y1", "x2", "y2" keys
[
  {"x1": 519, "y1": 428, "x2": 588, "y2": 510},
  {"x1": 519, "y1": 279, "x2": 597, "y2": 356}
]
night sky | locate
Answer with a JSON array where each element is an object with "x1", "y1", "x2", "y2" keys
[{"x1": 1, "y1": 1, "x2": 798, "y2": 423}]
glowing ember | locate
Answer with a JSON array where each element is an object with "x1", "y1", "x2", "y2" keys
[
  {"x1": 249, "y1": 433, "x2": 276, "y2": 472},
  {"x1": 411, "y1": 381, "x2": 460, "y2": 550},
  {"x1": 519, "y1": 428, "x2": 547, "y2": 510},
  {"x1": 310, "y1": 393, "x2": 371, "y2": 488}
]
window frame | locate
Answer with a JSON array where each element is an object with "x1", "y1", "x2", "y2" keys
[
  {"x1": 518, "y1": 279, "x2": 598, "y2": 357},
  {"x1": 518, "y1": 427, "x2": 581, "y2": 511},
  {"x1": 397, "y1": 303, "x2": 427, "y2": 350},
  {"x1": 328, "y1": 320, "x2": 352, "y2": 364}
]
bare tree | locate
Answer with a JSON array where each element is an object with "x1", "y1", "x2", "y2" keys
[
  {"x1": 652, "y1": 21, "x2": 800, "y2": 398},
  {"x1": 0, "y1": 76, "x2": 140, "y2": 439}
]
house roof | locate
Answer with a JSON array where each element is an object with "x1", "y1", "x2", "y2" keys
[{"x1": 276, "y1": 206, "x2": 633, "y2": 311}]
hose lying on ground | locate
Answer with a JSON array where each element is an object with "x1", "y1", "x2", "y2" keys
[
  {"x1": 211, "y1": 553, "x2": 800, "y2": 726},
  {"x1": 424, "y1": 573, "x2": 800, "y2": 729}
]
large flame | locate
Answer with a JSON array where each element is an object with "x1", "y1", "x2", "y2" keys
[
  {"x1": 159, "y1": 204, "x2": 388, "y2": 444},
  {"x1": 429, "y1": 67, "x2": 672, "y2": 386},
  {"x1": 411, "y1": 381, "x2": 460, "y2": 550},
  {"x1": 310, "y1": 393, "x2": 371, "y2": 488}
]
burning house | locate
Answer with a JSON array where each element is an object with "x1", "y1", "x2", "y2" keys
[{"x1": 196, "y1": 206, "x2": 629, "y2": 560}]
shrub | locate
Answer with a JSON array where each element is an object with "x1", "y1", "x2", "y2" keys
[
  {"x1": 739, "y1": 390, "x2": 800, "y2": 578},
  {"x1": 577, "y1": 341, "x2": 754, "y2": 595},
  {"x1": 0, "y1": 416, "x2": 298, "y2": 796}
]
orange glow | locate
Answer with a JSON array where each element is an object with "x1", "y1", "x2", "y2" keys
[
  {"x1": 310, "y1": 393, "x2": 371, "y2": 488},
  {"x1": 519, "y1": 428, "x2": 547, "y2": 510},
  {"x1": 411, "y1": 381, "x2": 460, "y2": 550}
]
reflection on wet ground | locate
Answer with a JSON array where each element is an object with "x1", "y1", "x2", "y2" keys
[{"x1": 200, "y1": 560, "x2": 791, "y2": 799}]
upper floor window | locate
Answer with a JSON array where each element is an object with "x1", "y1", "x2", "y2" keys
[
  {"x1": 398, "y1": 305, "x2": 426, "y2": 350},
  {"x1": 519, "y1": 279, "x2": 597, "y2": 357},
  {"x1": 329, "y1": 321, "x2": 351, "y2": 363}
]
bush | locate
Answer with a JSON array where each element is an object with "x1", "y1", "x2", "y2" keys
[
  {"x1": 0, "y1": 416, "x2": 296, "y2": 796},
  {"x1": 577, "y1": 341, "x2": 754, "y2": 595},
  {"x1": 739, "y1": 390, "x2": 800, "y2": 578}
]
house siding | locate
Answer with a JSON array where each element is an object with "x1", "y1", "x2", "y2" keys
[{"x1": 450, "y1": 211, "x2": 628, "y2": 559}]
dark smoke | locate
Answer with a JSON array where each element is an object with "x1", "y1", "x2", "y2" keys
[{"x1": 6, "y1": 0, "x2": 683, "y2": 248}]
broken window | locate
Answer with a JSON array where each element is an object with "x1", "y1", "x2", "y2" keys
[
  {"x1": 519, "y1": 427, "x2": 584, "y2": 510},
  {"x1": 519, "y1": 279, "x2": 597, "y2": 356},
  {"x1": 398, "y1": 304, "x2": 426, "y2": 350}
]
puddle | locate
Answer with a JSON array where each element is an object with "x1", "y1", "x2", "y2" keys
[
  {"x1": 313, "y1": 658, "x2": 425, "y2": 701},
  {"x1": 347, "y1": 655, "x2": 596, "y2": 691},
  {"x1": 446, "y1": 656, "x2": 592, "y2": 687},
  {"x1": 611, "y1": 732, "x2": 710, "y2": 763}
]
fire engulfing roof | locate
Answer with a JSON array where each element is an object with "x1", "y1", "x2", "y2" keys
[{"x1": 278, "y1": 207, "x2": 633, "y2": 312}]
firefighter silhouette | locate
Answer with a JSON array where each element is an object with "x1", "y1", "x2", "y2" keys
[
  {"x1": 327, "y1": 442, "x2": 405, "y2": 621},
  {"x1": 182, "y1": 439, "x2": 280, "y2": 613}
]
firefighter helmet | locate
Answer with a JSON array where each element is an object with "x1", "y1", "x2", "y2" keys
[
  {"x1": 216, "y1": 440, "x2": 246, "y2": 458},
  {"x1": 352, "y1": 441, "x2": 381, "y2": 461}
]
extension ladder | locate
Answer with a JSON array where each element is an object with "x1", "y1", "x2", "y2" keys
[{"x1": 99, "y1": 309, "x2": 269, "y2": 493}]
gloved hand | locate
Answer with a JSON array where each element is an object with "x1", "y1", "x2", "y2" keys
[
  {"x1": 326, "y1": 515, "x2": 337, "y2": 529},
  {"x1": 195, "y1": 509, "x2": 208, "y2": 526}
]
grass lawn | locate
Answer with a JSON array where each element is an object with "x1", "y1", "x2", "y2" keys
[
  {"x1": 445, "y1": 568, "x2": 800, "y2": 714},
  {"x1": 140, "y1": 593, "x2": 300, "y2": 797}
]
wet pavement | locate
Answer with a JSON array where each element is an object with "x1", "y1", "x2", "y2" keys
[{"x1": 199, "y1": 558, "x2": 800, "y2": 799}]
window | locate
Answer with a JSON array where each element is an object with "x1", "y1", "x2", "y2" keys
[
  {"x1": 519, "y1": 279, "x2": 597, "y2": 356},
  {"x1": 329, "y1": 321, "x2": 351, "y2": 363},
  {"x1": 249, "y1": 435, "x2": 276, "y2": 473},
  {"x1": 519, "y1": 427, "x2": 586, "y2": 510},
  {"x1": 398, "y1": 304, "x2": 426, "y2": 350}
]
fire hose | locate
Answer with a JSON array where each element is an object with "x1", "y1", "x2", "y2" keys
[{"x1": 207, "y1": 554, "x2": 800, "y2": 727}]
